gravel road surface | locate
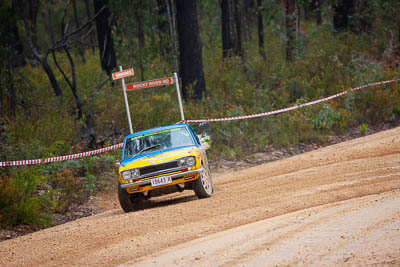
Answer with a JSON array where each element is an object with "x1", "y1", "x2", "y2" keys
[{"x1": 1, "y1": 127, "x2": 400, "y2": 266}]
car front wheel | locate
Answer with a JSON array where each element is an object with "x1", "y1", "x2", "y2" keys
[
  {"x1": 193, "y1": 167, "x2": 213, "y2": 198},
  {"x1": 118, "y1": 183, "x2": 142, "y2": 212}
]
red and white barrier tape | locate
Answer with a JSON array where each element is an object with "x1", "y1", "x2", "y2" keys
[
  {"x1": 2, "y1": 79, "x2": 399, "y2": 167},
  {"x1": 0, "y1": 143, "x2": 123, "y2": 167},
  {"x1": 181, "y1": 79, "x2": 400, "y2": 123}
]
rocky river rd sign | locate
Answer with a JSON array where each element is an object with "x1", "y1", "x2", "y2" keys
[
  {"x1": 112, "y1": 68, "x2": 184, "y2": 127},
  {"x1": 126, "y1": 77, "x2": 175, "y2": 90}
]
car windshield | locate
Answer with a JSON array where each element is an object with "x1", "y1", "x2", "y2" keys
[{"x1": 123, "y1": 126, "x2": 195, "y2": 160}]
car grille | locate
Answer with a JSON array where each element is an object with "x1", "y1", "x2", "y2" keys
[{"x1": 139, "y1": 161, "x2": 178, "y2": 176}]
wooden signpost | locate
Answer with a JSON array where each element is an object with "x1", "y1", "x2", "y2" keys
[{"x1": 113, "y1": 66, "x2": 134, "y2": 133}]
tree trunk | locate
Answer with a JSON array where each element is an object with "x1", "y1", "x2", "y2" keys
[
  {"x1": 28, "y1": 0, "x2": 40, "y2": 42},
  {"x1": 6, "y1": 64, "x2": 16, "y2": 118},
  {"x1": 257, "y1": 0, "x2": 266, "y2": 60},
  {"x1": 0, "y1": 76, "x2": 3, "y2": 119},
  {"x1": 315, "y1": 0, "x2": 322, "y2": 25},
  {"x1": 51, "y1": 4, "x2": 83, "y2": 119},
  {"x1": 64, "y1": 46, "x2": 83, "y2": 119},
  {"x1": 135, "y1": 10, "x2": 145, "y2": 81},
  {"x1": 93, "y1": 0, "x2": 117, "y2": 76},
  {"x1": 52, "y1": 45, "x2": 83, "y2": 119},
  {"x1": 285, "y1": 0, "x2": 296, "y2": 61},
  {"x1": 333, "y1": 0, "x2": 354, "y2": 31},
  {"x1": 242, "y1": 0, "x2": 255, "y2": 42},
  {"x1": 9, "y1": 2, "x2": 25, "y2": 67},
  {"x1": 166, "y1": 0, "x2": 179, "y2": 74},
  {"x1": 233, "y1": 0, "x2": 243, "y2": 59},
  {"x1": 29, "y1": 45, "x2": 62, "y2": 97},
  {"x1": 221, "y1": 0, "x2": 243, "y2": 59},
  {"x1": 18, "y1": 0, "x2": 62, "y2": 97},
  {"x1": 175, "y1": 0, "x2": 206, "y2": 100},
  {"x1": 221, "y1": 0, "x2": 232, "y2": 58},
  {"x1": 354, "y1": 0, "x2": 371, "y2": 33},
  {"x1": 84, "y1": 0, "x2": 96, "y2": 54},
  {"x1": 47, "y1": 6, "x2": 55, "y2": 43},
  {"x1": 398, "y1": 17, "x2": 400, "y2": 58},
  {"x1": 335, "y1": 0, "x2": 371, "y2": 33},
  {"x1": 72, "y1": 0, "x2": 86, "y2": 63},
  {"x1": 157, "y1": 0, "x2": 170, "y2": 57}
]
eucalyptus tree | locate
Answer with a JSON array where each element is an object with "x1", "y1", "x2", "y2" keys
[
  {"x1": 93, "y1": 0, "x2": 116, "y2": 76},
  {"x1": 257, "y1": 0, "x2": 266, "y2": 60},
  {"x1": 220, "y1": 0, "x2": 243, "y2": 59},
  {"x1": 176, "y1": 0, "x2": 206, "y2": 100},
  {"x1": 284, "y1": 0, "x2": 296, "y2": 61}
]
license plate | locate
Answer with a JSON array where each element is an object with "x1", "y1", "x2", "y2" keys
[{"x1": 151, "y1": 176, "x2": 172, "y2": 187}]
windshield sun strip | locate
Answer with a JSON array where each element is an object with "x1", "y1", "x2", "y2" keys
[{"x1": 130, "y1": 127, "x2": 183, "y2": 141}]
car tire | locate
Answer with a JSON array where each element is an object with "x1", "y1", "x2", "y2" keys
[
  {"x1": 193, "y1": 166, "x2": 213, "y2": 198},
  {"x1": 118, "y1": 183, "x2": 142, "y2": 212}
]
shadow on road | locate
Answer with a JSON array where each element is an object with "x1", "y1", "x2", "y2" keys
[
  {"x1": 108, "y1": 193, "x2": 199, "y2": 216},
  {"x1": 142, "y1": 194, "x2": 198, "y2": 209}
]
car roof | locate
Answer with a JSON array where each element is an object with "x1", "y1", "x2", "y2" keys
[{"x1": 124, "y1": 123, "x2": 189, "y2": 140}]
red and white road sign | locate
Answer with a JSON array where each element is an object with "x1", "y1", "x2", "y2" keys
[
  {"x1": 112, "y1": 68, "x2": 134, "y2": 80},
  {"x1": 126, "y1": 77, "x2": 175, "y2": 91}
]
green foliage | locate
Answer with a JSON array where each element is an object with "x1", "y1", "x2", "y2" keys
[
  {"x1": 0, "y1": 168, "x2": 52, "y2": 227},
  {"x1": 360, "y1": 123, "x2": 368, "y2": 135},
  {"x1": 48, "y1": 169, "x2": 82, "y2": 213},
  {"x1": 0, "y1": 152, "x2": 118, "y2": 225},
  {"x1": 313, "y1": 104, "x2": 341, "y2": 130},
  {"x1": 43, "y1": 154, "x2": 117, "y2": 213},
  {"x1": 0, "y1": 126, "x2": 118, "y2": 224}
]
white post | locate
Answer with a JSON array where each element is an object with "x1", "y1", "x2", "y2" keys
[
  {"x1": 174, "y1": 72, "x2": 185, "y2": 122},
  {"x1": 120, "y1": 66, "x2": 133, "y2": 134}
]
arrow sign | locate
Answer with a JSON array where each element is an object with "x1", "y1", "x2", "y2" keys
[
  {"x1": 126, "y1": 77, "x2": 175, "y2": 91},
  {"x1": 112, "y1": 68, "x2": 134, "y2": 80}
]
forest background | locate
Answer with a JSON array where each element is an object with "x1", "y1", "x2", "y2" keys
[{"x1": 1, "y1": 0, "x2": 400, "y2": 228}]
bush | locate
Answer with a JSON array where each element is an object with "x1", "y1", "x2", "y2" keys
[
  {"x1": 313, "y1": 104, "x2": 341, "y2": 131},
  {"x1": 0, "y1": 130, "x2": 118, "y2": 226},
  {"x1": 0, "y1": 169, "x2": 52, "y2": 227}
]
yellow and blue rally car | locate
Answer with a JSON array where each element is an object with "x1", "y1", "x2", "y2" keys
[{"x1": 118, "y1": 123, "x2": 213, "y2": 212}]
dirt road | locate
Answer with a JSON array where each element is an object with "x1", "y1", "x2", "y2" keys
[{"x1": 1, "y1": 127, "x2": 400, "y2": 266}]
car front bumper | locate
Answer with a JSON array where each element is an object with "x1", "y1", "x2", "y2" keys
[{"x1": 120, "y1": 169, "x2": 201, "y2": 189}]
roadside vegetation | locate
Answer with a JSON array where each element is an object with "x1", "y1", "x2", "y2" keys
[{"x1": 1, "y1": 1, "x2": 400, "y2": 229}]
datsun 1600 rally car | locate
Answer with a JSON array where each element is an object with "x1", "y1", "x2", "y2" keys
[{"x1": 117, "y1": 123, "x2": 213, "y2": 212}]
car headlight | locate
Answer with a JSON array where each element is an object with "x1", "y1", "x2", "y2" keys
[
  {"x1": 186, "y1": 156, "x2": 196, "y2": 166},
  {"x1": 177, "y1": 158, "x2": 186, "y2": 166},
  {"x1": 131, "y1": 168, "x2": 140, "y2": 178},
  {"x1": 121, "y1": 170, "x2": 131, "y2": 180},
  {"x1": 177, "y1": 156, "x2": 196, "y2": 167},
  {"x1": 121, "y1": 168, "x2": 140, "y2": 181}
]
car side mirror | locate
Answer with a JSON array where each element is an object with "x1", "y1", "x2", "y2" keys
[
  {"x1": 193, "y1": 122, "x2": 212, "y2": 151},
  {"x1": 200, "y1": 134, "x2": 211, "y2": 150}
]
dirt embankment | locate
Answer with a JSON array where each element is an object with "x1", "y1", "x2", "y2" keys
[{"x1": 1, "y1": 127, "x2": 400, "y2": 266}]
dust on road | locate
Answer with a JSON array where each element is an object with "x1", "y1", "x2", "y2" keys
[{"x1": 1, "y1": 127, "x2": 400, "y2": 266}]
